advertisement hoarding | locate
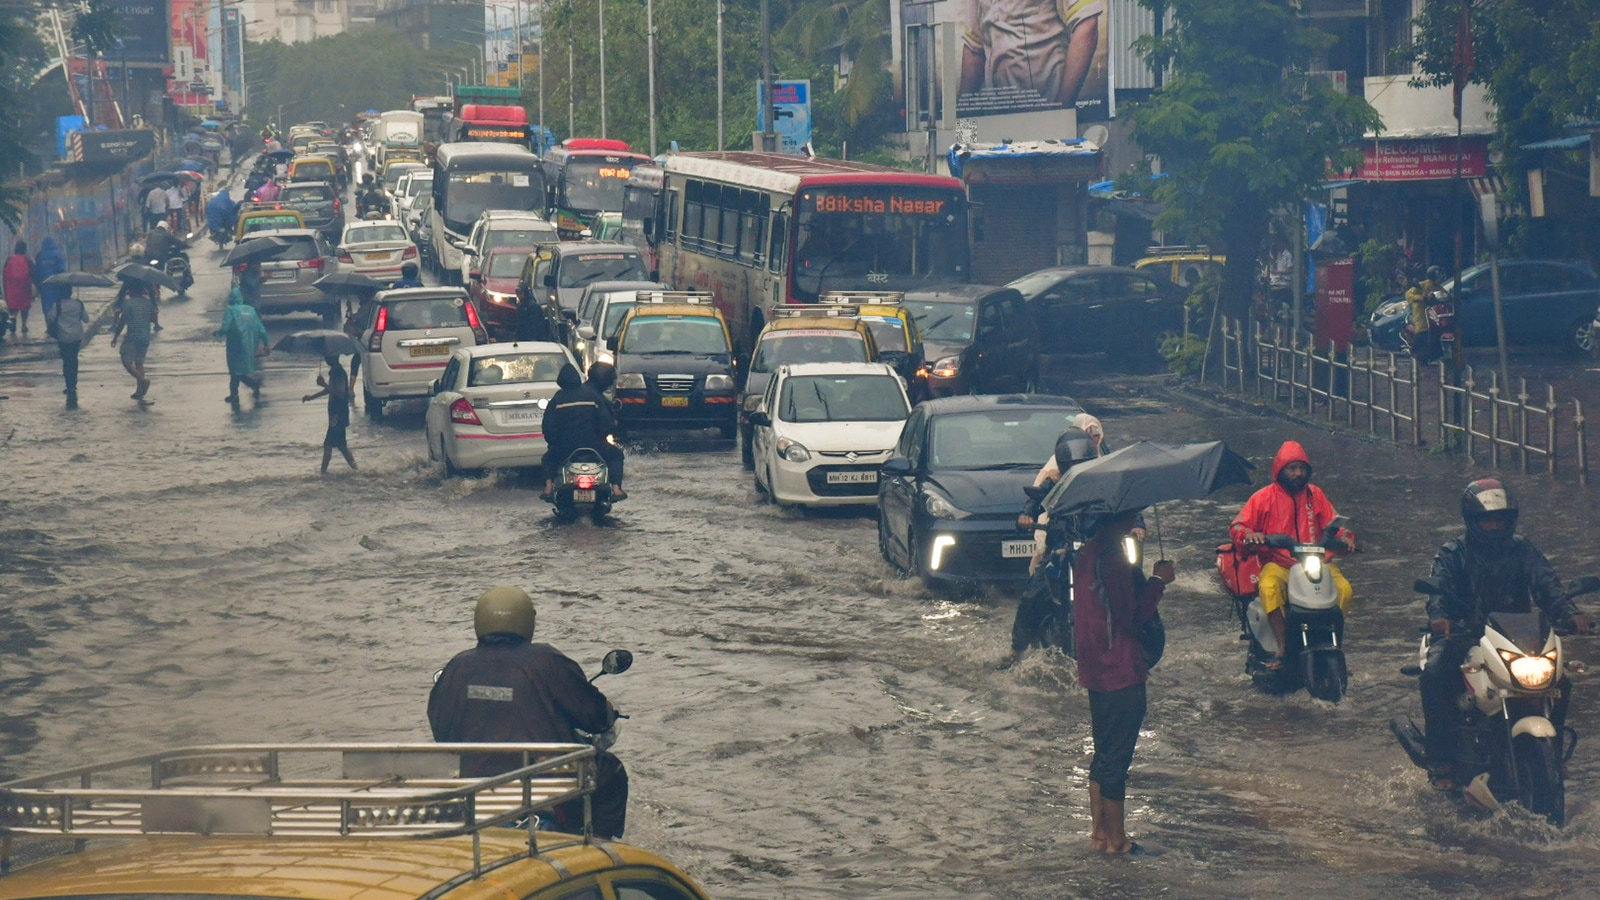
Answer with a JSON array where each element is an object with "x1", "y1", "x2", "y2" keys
[
  {"x1": 954, "y1": 0, "x2": 1111, "y2": 121},
  {"x1": 108, "y1": 0, "x2": 170, "y2": 65},
  {"x1": 168, "y1": 0, "x2": 211, "y2": 104}
]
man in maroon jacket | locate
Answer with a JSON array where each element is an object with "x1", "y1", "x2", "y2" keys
[
  {"x1": 429, "y1": 585, "x2": 628, "y2": 838},
  {"x1": 1072, "y1": 510, "x2": 1174, "y2": 855}
]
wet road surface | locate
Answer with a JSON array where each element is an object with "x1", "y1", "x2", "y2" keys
[{"x1": 5, "y1": 174, "x2": 1600, "y2": 898}]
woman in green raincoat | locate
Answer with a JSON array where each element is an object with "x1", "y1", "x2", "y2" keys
[{"x1": 216, "y1": 286, "x2": 270, "y2": 403}]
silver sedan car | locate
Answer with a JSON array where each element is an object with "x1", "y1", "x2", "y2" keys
[{"x1": 336, "y1": 221, "x2": 419, "y2": 285}]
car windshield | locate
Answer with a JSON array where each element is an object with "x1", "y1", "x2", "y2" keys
[
  {"x1": 468, "y1": 352, "x2": 568, "y2": 386},
  {"x1": 401, "y1": 176, "x2": 432, "y2": 198},
  {"x1": 601, "y1": 299, "x2": 638, "y2": 337},
  {"x1": 751, "y1": 331, "x2": 868, "y2": 373},
  {"x1": 620, "y1": 316, "x2": 728, "y2": 354},
  {"x1": 487, "y1": 254, "x2": 526, "y2": 277},
  {"x1": 485, "y1": 228, "x2": 548, "y2": 251},
  {"x1": 779, "y1": 374, "x2": 908, "y2": 423},
  {"x1": 347, "y1": 224, "x2": 407, "y2": 244},
  {"x1": 1007, "y1": 271, "x2": 1063, "y2": 298},
  {"x1": 385, "y1": 297, "x2": 469, "y2": 329},
  {"x1": 927, "y1": 409, "x2": 1085, "y2": 469},
  {"x1": 293, "y1": 162, "x2": 333, "y2": 179},
  {"x1": 244, "y1": 214, "x2": 300, "y2": 232},
  {"x1": 905, "y1": 300, "x2": 975, "y2": 342},
  {"x1": 385, "y1": 166, "x2": 425, "y2": 191},
  {"x1": 559, "y1": 252, "x2": 647, "y2": 288},
  {"x1": 858, "y1": 315, "x2": 910, "y2": 352}
]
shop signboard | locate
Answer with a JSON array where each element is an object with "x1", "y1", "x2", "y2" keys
[
  {"x1": 1314, "y1": 257, "x2": 1356, "y2": 351},
  {"x1": 1357, "y1": 138, "x2": 1487, "y2": 181}
]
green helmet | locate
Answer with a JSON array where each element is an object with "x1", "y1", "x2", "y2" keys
[{"x1": 474, "y1": 585, "x2": 537, "y2": 639}]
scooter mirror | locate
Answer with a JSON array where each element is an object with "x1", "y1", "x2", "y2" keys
[
  {"x1": 601, "y1": 649, "x2": 634, "y2": 676},
  {"x1": 1568, "y1": 575, "x2": 1600, "y2": 597},
  {"x1": 1413, "y1": 577, "x2": 1442, "y2": 595}
]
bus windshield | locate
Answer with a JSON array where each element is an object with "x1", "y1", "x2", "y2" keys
[
  {"x1": 441, "y1": 169, "x2": 544, "y2": 232},
  {"x1": 792, "y1": 187, "x2": 967, "y2": 302},
  {"x1": 561, "y1": 159, "x2": 636, "y2": 213}
]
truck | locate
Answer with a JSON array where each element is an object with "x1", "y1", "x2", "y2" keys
[{"x1": 372, "y1": 109, "x2": 425, "y2": 170}]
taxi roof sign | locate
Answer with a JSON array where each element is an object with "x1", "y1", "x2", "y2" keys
[
  {"x1": 639, "y1": 290, "x2": 714, "y2": 305},
  {"x1": 820, "y1": 290, "x2": 904, "y2": 306}
]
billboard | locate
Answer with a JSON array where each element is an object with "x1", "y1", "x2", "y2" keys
[
  {"x1": 757, "y1": 80, "x2": 813, "y2": 155},
  {"x1": 1357, "y1": 138, "x2": 1487, "y2": 181},
  {"x1": 168, "y1": 0, "x2": 211, "y2": 105},
  {"x1": 954, "y1": 0, "x2": 1111, "y2": 121},
  {"x1": 108, "y1": 0, "x2": 170, "y2": 64}
]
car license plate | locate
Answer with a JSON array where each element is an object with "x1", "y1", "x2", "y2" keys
[
  {"x1": 574, "y1": 489, "x2": 596, "y2": 502},
  {"x1": 825, "y1": 470, "x2": 877, "y2": 484},
  {"x1": 409, "y1": 344, "x2": 449, "y2": 357},
  {"x1": 660, "y1": 396, "x2": 689, "y2": 407},
  {"x1": 263, "y1": 269, "x2": 294, "y2": 281},
  {"x1": 1001, "y1": 540, "x2": 1037, "y2": 558},
  {"x1": 503, "y1": 408, "x2": 542, "y2": 423},
  {"x1": 364, "y1": 251, "x2": 390, "y2": 262}
]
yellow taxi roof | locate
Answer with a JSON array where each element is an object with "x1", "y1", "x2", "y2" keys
[
  {"x1": 630, "y1": 304, "x2": 722, "y2": 320},
  {"x1": 767, "y1": 316, "x2": 862, "y2": 332},
  {"x1": 0, "y1": 830, "x2": 702, "y2": 900}
]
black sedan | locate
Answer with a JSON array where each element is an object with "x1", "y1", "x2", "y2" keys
[
  {"x1": 878, "y1": 394, "x2": 1085, "y2": 587},
  {"x1": 1368, "y1": 259, "x2": 1600, "y2": 354},
  {"x1": 1006, "y1": 265, "x2": 1187, "y2": 371}
]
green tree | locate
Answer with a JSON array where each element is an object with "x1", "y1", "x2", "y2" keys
[
  {"x1": 244, "y1": 29, "x2": 476, "y2": 127},
  {"x1": 1128, "y1": 0, "x2": 1381, "y2": 319}
]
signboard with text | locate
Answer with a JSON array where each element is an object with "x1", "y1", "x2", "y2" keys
[
  {"x1": 109, "y1": 0, "x2": 170, "y2": 64},
  {"x1": 67, "y1": 129, "x2": 158, "y2": 165},
  {"x1": 1314, "y1": 257, "x2": 1356, "y2": 351},
  {"x1": 1357, "y1": 138, "x2": 1488, "y2": 181},
  {"x1": 757, "y1": 80, "x2": 812, "y2": 154}
]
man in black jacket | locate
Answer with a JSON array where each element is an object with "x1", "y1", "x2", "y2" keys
[
  {"x1": 428, "y1": 585, "x2": 628, "y2": 837},
  {"x1": 1420, "y1": 478, "x2": 1594, "y2": 790},
  {"x1": 541, "y1": 363, "x2": 626, "y2": 500}
]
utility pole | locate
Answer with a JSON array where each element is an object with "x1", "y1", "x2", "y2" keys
[
  {"x1": 598, "y1": 0, "x2": 606, "y2": 138},
  {"x1": 567, "y1": 39, "x2": 574, "y2": 138},
  {"x1": 646, "y1": 0, "x2": 656, "y2": 155},
  {"x1": 537, "y1": 0, "x2": 544, "y2": 147},
  {"x1": 759, "y1": 0, "x2": 774, "y2": 151},
  {"x1": 716, "y1": 0, "x2": 724, "y2": 150}
]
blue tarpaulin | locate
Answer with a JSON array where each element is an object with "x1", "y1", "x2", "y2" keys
[{"x1": 947, "y1": 138, "x2": 1098, "y2": 179}]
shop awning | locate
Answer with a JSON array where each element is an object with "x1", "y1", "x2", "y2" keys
[
  {"x1": 1522, "y1": 134, "x2": 1591, "y2": 150},
  {"x1": 948, "y1": 139, "x2": 1102, "y2": 182}
]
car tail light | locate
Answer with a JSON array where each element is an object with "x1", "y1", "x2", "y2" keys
[
  {"x1": 337, "y1": 251, "x2": 354, "y2": 264},
  {"x1": 298, "y1": 257, "x2": 325, "y2": 269},
  {"x1": 575, "y1": 474, "x2": 596, "y2": 490},
  {"x1": 402, "y1": 245, "x2": 417, "y2": 260},
  {"x1": 449, "y1": 398, "x2": 481, "y2": 425},
  {"x1": 333, "y1": 199, "x2": 341, "y2": 216},
  {"x1": 368, "y1": 305, "x2": 387, "y2": 352},
  {"x1": 463, "y1": 301, "x2": 488, "y2": 344}
]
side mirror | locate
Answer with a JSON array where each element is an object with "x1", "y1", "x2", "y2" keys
[
  {"x1": 428, "y1": 378, "x2": 440, "y2": 395},
  {"x1": 601, "y1": 649, "x2": 634, "y2": 676},
  {"x1": 542, "y1": 273, "x2": 556, "y2": 288},
  {"x1": 881, "y1": 456, "x2": 914, "y2": 477},
  {"x1": 1568, "y1": 575, "x2": 1600, "y2": 597},
  {"x1": 747, "y1": 411, "x2": 772, "y2": 428},
  {"x1": 1414, "y1": 576, "x2": 1442, "y2": 595},
  {"x1": 605, "y1": 336, "x2": 618, "y2": 351},
  {"x1": 468, "y1": 269, "x2": 481, "y2": 280},
  {"x1": 461, "y1": 246, "x2": 477, "y2": 257},
  {"x1": 577, "y1": 324, "x2": 596, "y2": 340}
]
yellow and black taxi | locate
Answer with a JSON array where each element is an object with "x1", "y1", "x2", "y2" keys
[
  {"x1": 823, "y1": 291, "x2": 927, "y2": 402},
  {"x1": 737, "y1": 307, "x2": 879, "y2": 469},
  {"x1": 0, "y1": 742, "x2": 712, "y2": 900},
  {"x1": 1132, "y1": 245, "x2": 1224, "y2": 290},
  {"x1": 608, "y1": 293, "x2": 738, "y2": 437},
  {"x1": 234, "y1": 203, "x2": 307, "y2": 242}
]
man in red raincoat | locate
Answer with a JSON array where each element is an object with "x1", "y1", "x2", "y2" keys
[{"x1": 1229, "y1": 441, "x2": 1354, "y2": 669}]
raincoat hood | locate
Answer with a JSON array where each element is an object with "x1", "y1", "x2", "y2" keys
[
  {"x1": 1270, "y1": 441, "x2": 1312, "y2": 482},
  {"x1": 556, "y1": 363, "x2": 582, "y2": 390},
  {"x1": 38, "y1": 237, "x2": 60, "y2": 258}
]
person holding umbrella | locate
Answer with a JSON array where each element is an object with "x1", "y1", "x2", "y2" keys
[
  {"x1": 110, "y1": 277, "x2": 160, "y2": 403},
  {"x1": 302, "y1": 353, "x2": 357, "y2": 473},
  {"x1": 45, "y1": 285, "x2": 89, "y2": 408},
  {"x1": 215, "y1": 286, "x2": 270, "y2": 404}
]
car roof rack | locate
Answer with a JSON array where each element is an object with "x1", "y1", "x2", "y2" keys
[
  {"x1": 1142, "y1": 244, "x2": 1213, "y2": 256},
  {"x1": 0, "y1": 743, "x2": 597, "y2": 889},
  {"x1": 773, "y1": 304, "x2": 861, "y2": 319},
  {"x1": 638, "y1": 290, "x2": 713, "y2": 305},
  {"x1": 820, "y1": 290, "x2": 904, "y2": 306}
]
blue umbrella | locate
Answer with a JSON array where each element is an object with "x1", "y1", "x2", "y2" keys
[
  {"x1": 177, "y1": 158, "x2": 208, "y2": 172},
  {"x1": 201, "y1": 119, "x2": 221, "y2": 128}
]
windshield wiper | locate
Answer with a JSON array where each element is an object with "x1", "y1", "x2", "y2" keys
[
  {"x1": 812, "y1": 381, "x2": 834, "y2": 422},
  {"x1": 921, "y1": 314, "x2": 953, "y2": 336}
]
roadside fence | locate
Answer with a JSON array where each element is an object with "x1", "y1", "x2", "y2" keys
[{"x1": 1214, "y1": 318, "x2": 1589, "y2": 485}]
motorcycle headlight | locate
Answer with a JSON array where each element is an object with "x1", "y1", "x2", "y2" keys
[
  {"x1": 1302, "y1": 552, "x2": 1323, "y2": 582},
  {"x1": 1500, "y1": 649, "x2": 1557, "y2": 690},
  {"x1": 776, "y1": 437, "x2": 810, "y2": 463},
  {"x1": 705, "y1": 373, "x2": 735, "y2": 391},
  {"x1": 931, "y1": 355, "x2": 961, "y2": 378},
  {"x1": 922, "y1": 488, "x2": 969, "y2": 520},
  {"x1": 616, "y1": 373, "x2": 645, "y2": 390}
]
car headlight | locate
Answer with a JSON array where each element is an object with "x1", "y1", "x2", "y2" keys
[
  {"x1": 1374, "y1": 301, "x2": 1404, "y2": 320},
  {"x1": 616, "y1": 373, "x2": 646, "y2": 390},
  {"x1": 1500, "y1": 649, "x2": 1558, "y2": 690},
  {"x1": 931, "y1": 355, "x2": 961, "y2": 378},
  {"x1": 776, "y1": 437, "x2": 811, "y2": 463},
  {"x1": 922, "y1": 488, "x2": 969, "y2": 519},
  {"x1": 705, "y1": 373, "x2": 735, "y2": 391}
]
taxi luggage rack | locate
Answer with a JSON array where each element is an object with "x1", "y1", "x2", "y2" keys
[
  {"x1": 820, "y1": 290, "x2": 904, "y2": 306},
  {"x1": 0, "y1": 743, "x2": 597, "y2": 879},
  {"x1": 773, "y1": 304, "x2": 861, "y2": 319},
  {"x1": 638, "y1": 290, "x2": 714, "y2": 305}
]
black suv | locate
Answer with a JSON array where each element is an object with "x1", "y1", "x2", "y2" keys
[{"x1": 276, "y1": 180, "x2": 343, "y2": 241}]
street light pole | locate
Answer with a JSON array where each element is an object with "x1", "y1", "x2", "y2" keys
[
  {"x1": 759, "y1": 0, "x2": 774, "y2": 151},
  {"x1": 716, "y1": 0, "x2": 724, "y2": 150},
  {"x1": 597, "y1": 0, "x2": 606, "y2": 138},
  {"x1": 646, "y1": 0, "x2": 656, "y2": 155}
]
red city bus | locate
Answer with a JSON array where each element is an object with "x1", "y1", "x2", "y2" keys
[
  {"x1": 541, "y1": 138, "x2": 653, "y2": 239},
  {"x1": 655, "y1": 152, "x2": 970, "y2": 348}
]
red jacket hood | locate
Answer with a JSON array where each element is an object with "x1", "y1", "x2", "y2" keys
[{"x1": 1271, "y1": 441, "x2": 1312, "y2": 481}]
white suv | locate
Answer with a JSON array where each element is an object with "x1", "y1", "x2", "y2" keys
[
  {"x1": 749, "y1": 362, "x2": 912, "y2": 508},
  {"x1": 356, "y1": 287, "x2": 488, "y2": 418}
]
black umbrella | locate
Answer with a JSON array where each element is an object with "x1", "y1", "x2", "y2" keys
[
  {"x1": 138, "y1": 171, "x2": 179, "y2": 185},
  {"x1": 42, "y1": 272, "x2": 117, "y2": 287},
  {"x1": 264, "y1": 149, "x2": 295, "y2": 162},
  {"x1": 114, "y1": 263, "x2": 181, "y2": 292},
  {"x1": 273, "y1": 329, "x2": 360, "y2": 357},
  {"x1": 314, "y1": 271, "x2": 384, "y2": 294},
  {"x1": 1044, "y1": 440, "x2": 1254, "y2": 520},
  {"x1": 223, "y1": 236, "x2": 290, "y2": 266}
]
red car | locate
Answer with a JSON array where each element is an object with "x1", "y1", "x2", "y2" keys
[{"x1": 470, "y1": 248, "x2": 534, "y2": 338}]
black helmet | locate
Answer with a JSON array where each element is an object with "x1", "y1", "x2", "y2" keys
[
  {"x1": 1462, "y1": 477, "x2": 1518, "y2": 549},
  {"x1": 1426, "y1": 265, "x2": 1445, "y2": 282},
  {"x1": 401, "y1": 262, "x2": 419, "y2": 279},
  {"x1": 474, "y1": 585, "x2": 537, "y2": 639},
  {"x1": 1054, "y1": 427, "x2": 1098, "y2": 473},
  {"x1": 587, "y1": 360, "x2": 616, "y2": 391}
]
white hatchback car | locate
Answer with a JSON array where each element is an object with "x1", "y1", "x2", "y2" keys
[
  {"x1": 750, "y1": 362, "x2": 912, "y2": 507},
  {"x1": 356, "y1": 287, "x2": 487, "y2": 418},
  {"x1": 336, "y1": 220, "x2": 418, "y2": 284},
  {"x1": 424, "y1": 342, "x2": 576, "y2": 475}
]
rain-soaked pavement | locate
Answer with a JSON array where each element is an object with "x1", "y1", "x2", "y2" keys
[{"x1": 6, "y1": 175, "x2": 1600, "y2": 899}]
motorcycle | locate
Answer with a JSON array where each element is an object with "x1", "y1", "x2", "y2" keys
[
  {"x1": 1391, "y1": 575, "x2": 1600, "y2": 826},
  {"x1": 549, "y1": 447, "x2": 616, "y2": 522},
  {"x1": 209, "y1": 223, "x2": 233, "y2": 250},
  {"x1": 152, "y1": 251, "x2": 194, "y2": 297},
  {"x1": 1218, "y1": 517, "x2": 1352, "y2": 702}
]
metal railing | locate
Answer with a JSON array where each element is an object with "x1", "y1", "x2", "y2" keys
[{"x1": 1213, "y1": 319, "x2": 1589, "y2": 485}]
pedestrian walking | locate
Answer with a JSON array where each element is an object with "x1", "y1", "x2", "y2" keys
[
  {"x1": 165, "y1": 184, "x2": 185, "y2": 232},
  {"x1": 215, "y1": 286, "x2": 270, "y2": 404},
  {"x1": 110, "y1": 280, "x2": 159, "y2": 403},
  {"x1": 45, "y1": 288, "x2": 89, "y2": 409},
  {"x1": 236, "y1": 259, "x2": 263, "y2": 309},
  {"x1": 302, "y1": 355, "x2": 357, "y2": 473},
  {"x1": 32, "y1": 237, "x2": 67, "y2": 322},
  {"x1": 143, "y1": 186, "x2": 168, "y2": 232},
  {"x1": 1072, "y1": 509, "x2": 1173, "y2": 855},
  {"x1": 3, "y1": 239, "x2": 35, "y2": 336}
]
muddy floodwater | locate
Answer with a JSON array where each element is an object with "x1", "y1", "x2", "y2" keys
[{"x1": 5, "y1": 244, "x2": 1600, "y2": 898}]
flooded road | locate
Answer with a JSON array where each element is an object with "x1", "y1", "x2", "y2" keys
[{"x1": 5, "y1": 195, "x2": 1600, "y2": 898}]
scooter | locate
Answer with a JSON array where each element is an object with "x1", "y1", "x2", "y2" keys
[
  {"x1": 1391, "y1": 575, "x2": 1600, "y2": 826},
  {"x1": 549, "y1": 447, "x2": 616, "y2": 522},
  {"x1": 208, "y1": 223, "x2": 233, "y2": 250},
  {"x1": 154, "y1": 251, "x2": 194, "y2": 296},
  {"x1": 1219, "y1": 517, "x2": 1352, "y2": 702}
]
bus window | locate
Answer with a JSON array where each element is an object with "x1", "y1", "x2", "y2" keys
[
  {"x1": 720, "y1": 205, "x2": 740, "y2": 259},
  {"x1": 768, "y1": 211, "x2": 789, "y2": 273},
  {"x1": 741, "y1": 202, "x2": 764, "y2": 264},
  {"x1": 665, "y1": 189, "x2": 679, "y2": 241}
]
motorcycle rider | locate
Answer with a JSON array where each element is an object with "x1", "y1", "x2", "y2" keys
[
  {"x1": 428, "y1": 585, "x2": 628, "y2": 838},
  {"x1": 357, "y1": 174, "x2": 388, "y2": 218},
  {"x1": 1419, "y1": 478, "x2": 1595, "y2": 791},
  {"x1": 1229, "y1": 441, "x2": 1354, "y2": 671},
  {"x1": 540, "y1": 363, "x2": 626, "y2": 502},
  {"x1": 204, "y1": 187, "x2": 238, "y2": 242},
  {"x1": 392, "y1": 262, "x2": 424, "y2": 289}
]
